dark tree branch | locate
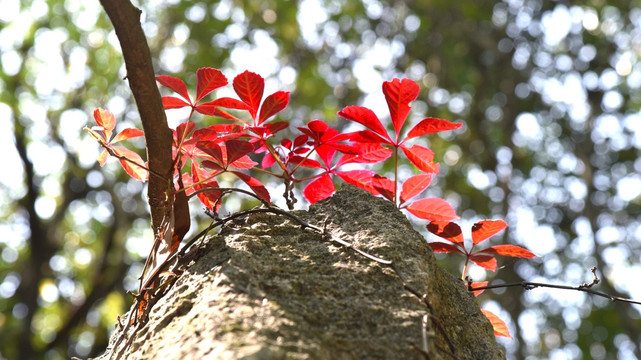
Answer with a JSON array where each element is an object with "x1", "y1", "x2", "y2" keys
[
  {"x1": 468, "y1": 268, "x2": 641, "y2": 306},
  {"x1": 98, "y1": 0, "x2": 174, "y2": 238}
]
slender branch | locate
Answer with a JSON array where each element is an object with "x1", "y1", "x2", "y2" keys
[
  {"x1": 188, "y1": 187, "x2": 271, "y2": 207},
  {"x1": 99, "y1": 0, "x2": 174, "y2": 238},
  {"x1": 468, "y1": 267, "x2": 641, "y2": 306}
]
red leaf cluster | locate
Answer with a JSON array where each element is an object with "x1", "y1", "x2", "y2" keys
[
  {"x1": 86, "y1": 67, "x2": 538, "y2": 340},
  {"x1": 83, "y1": 108, "x2": 147, "y2": 181},
  {"x1": 427, "y1": 220, "x2": 535, "y2": 273}
]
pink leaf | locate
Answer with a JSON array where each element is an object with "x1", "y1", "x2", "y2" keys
[
  {"x1": 156, "y1": 75, "x2": 191, "y2": 103},
  {"x1": 382, "y1": 78, "x2": 420, "y2": 139},
  {"x1": 338, "y1": 105, "x2": 392, "y2": 143},
  {"x1": 478, "y1": 245, "x2": 536, "y2": 258},
  {"x1": 426, "y1": 221, "x2": 464, "y2": 245},
  {"x1": 233, "y1": 70, "x2": 264, "y2": 119},
  {"x1": 481, "y1": 309, "x2": 511, "y2": 338},
  {"x1": 303, "y1": 173, "x2": 335, "y2": 204},
  {"x1": 405, "y1": 197, "x2": 459, "y2": 221},
  {"x1": 196, "y1": 67, "x2": 227, "y2": 102},
  {"x1": 259, "y1": 91, "x2": 289, "y2": 124},
  {"x1": 400, "y1": 174, "x2": 432, "y2": 205},
  {"x1": 471, "y1": 220, "x2": 508, "y2": 245},
  {"x1": 405, "y1": 117, "x2": 463, "y2": 140},
  {"x1": 401, "y1": 144, "x2": 439, "y2": 174}
]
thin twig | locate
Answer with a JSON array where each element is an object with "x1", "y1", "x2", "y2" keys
[
  {"x1": 188, "y1": 187, "x2": 271, "y2": 207},
  {"x1": 468, "y1": 267, "x2": 641, "y2": 306}
]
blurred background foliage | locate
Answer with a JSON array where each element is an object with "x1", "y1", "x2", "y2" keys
[{"x1": 1, "y1": 0, "x2": 641, "y2": 358}]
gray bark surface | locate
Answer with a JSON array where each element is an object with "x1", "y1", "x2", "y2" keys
[{"x1": 96, "y1": 185, "x2": 504, "y2": 359}]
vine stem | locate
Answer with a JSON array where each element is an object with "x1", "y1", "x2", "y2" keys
[
  {"x1": 467, "y1": 267, "x2": 641, "y2": 306},
  {"x1": 394, "y1": 146, "x2": 399, "y2": 207}
]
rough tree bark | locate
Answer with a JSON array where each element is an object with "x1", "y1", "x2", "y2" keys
[{"x1": 93, "y1": 185, "x2": 505, "y2": 360}]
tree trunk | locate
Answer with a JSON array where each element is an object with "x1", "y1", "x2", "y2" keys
[{"x1": 93, "y1": 185, "x2": 504, "y2": 360}]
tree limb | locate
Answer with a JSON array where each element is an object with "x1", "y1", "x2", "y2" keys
[{"x1": 98, "y1": 0, "x2": 174, "y2": 238}]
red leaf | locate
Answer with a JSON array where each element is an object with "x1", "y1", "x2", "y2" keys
[
  {"x1": 382, "y1": 78, "x2": 420, "y2": 139},
  {"x1": 233, "y1": 71, "x2": 264, "y2": 119},
  {"x1": 156, "y1": 75, "x2": 191, "y2": 103},
  {"x1": 206, "y1": 124, "x2": 244, "y2": 135},
  {"x1": 405, "y1": 197, "x2": 459, "y2": 221},
  {"x1": 469, "y1": 254, "x2": 497, "y2": 271},
  {"x1": 293, "y1": 134, "x2": 308, "y2": 148},
  {"x1": 196, "y1": 97, "x2": 253, "y2": 116},
  {"x1": 261, "y1": 153, "x2": 276, "y2": 169},
  {"x1": 469, "y1": 281, "x2": 488, "y2": 296},
  {"x1": 230, "y1": 171, "x2": 270, "y2": 203},
  {"x1": 198, "y1": 142, "x2": 224, "y2": 164},
  {"x1": 112, "y1": 128, "x2": 144, "y2": 144},
  {"x1": 264, "y1": 121, "x2": 289, "y2": 136},
  {"x1": 259, "y1": 91, "x2": 289, "y2": 124},
  {"x1": 339, "y1": 142, "x2": 392, "y2": 165},
  {"x1": 335, "y1": 169, "x2": 376, "y2": 194},
  {"x1": 162, "y1": 96, "x2": 191, "y2": 110},
  {"x1": 478, "y1": 244, "x2": 536, "y2": 258},
  {"x1": 401, "y1": 144, "x2": 439, "y2": 174},
  {"x1": 201, "y1": 160, "x2": 224, "y2": 172},
  {"x1": 175, "y1": 122, "x2": 196, "y2": 145},
  {"x1": 428, "y1": 242, "x2": 464, "y2": 255},
  {"x1": 111, "y1": 146, "x2": 148, "y2": 182},
  {"x1": 196, "y1": 67, "x2": 227, "y2": 102},
  {"x1": 338, "y1": 105, "x2": 392, "y2": 143},
  {"x1": 225, "y1": 139, "x2": 254, "y2": 165},
  {"x1": 303, "y1": 173, "x2": 335, "y2": 204},
  {"x1": 97, "y1": 149, "x2": 108, "y2": 166},
  {"x1": 371, "y1": 175, "x2": 395, "y2": 202},
  {"x1": 405, "y1": 117, "x2": 463, "y2": 140},
  {"x1": 93, "y1": 108, "x2": 115, "y2": 139},
  {"x1": 230, "y1": 155, "x2": 258, "y2": 169},
  {"x1": 349, "y1": 129, "x2": 390, "y2": 144},
  {"x1": 211, "y1": 97, "x2": 254, "y2": 110},
  {"x1": 481, "y1": 309, "x2": 511, "y2": 338},
  {"x1": 426, "y1": 221, "x2": 464, "y2": 245},
  {"x1": 190, "y1": 162, "x2": 222, "y2": 211},
  {"x1": 471, "y1": 220, "x2": 508, "y2": 245},
  {"x1": 400, "y1": 174, "x2": 432, "y2": 205},
  {"x1": 289, "y1": 156, "x2": 321, "y2": 168}
]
